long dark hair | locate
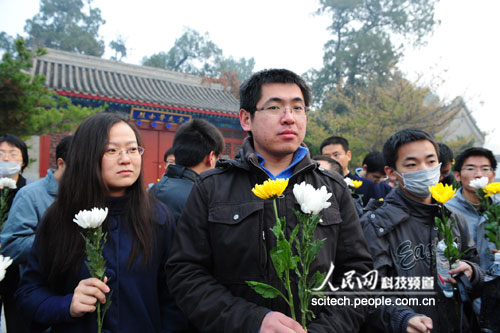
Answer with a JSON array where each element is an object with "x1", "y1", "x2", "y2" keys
[{"x1": 38, "y1": 113, "x2": 155, "y2": 292}]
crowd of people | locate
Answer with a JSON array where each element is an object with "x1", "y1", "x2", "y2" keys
[{"x1": 0, "y1": 68, "x2": 498, "y2": 332}]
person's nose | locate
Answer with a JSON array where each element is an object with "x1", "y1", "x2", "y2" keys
[
  {"x1": 117, "y1": 150, "x2": 132, "y2": 164},
  {"x1": 281, "y1": 108, "x2": 296, "y2": 125}
]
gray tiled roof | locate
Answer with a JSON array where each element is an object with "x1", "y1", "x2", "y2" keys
[{"x1": 33, "y1": 49, "x2": 240, "y2": 114}]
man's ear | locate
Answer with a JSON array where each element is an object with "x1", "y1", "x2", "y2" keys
[
  {"x1": 207, "y1": 151, "x2": 217, "y2": 168},
  {"x1": 363, "y1": 164, "x2": 368, "y2": 172},
  {"x1": 385, "y1": 166, "x2": 398, "y2": 181},
  {"x1": 347, "y1": 150, "x2": 352, "y2": 162},
  {"x1": 239, "y1": 109, "x2": 251, "y2": 132},
  {"x1": 453, "y1": 171, "x2": 461, "y2": 183}
]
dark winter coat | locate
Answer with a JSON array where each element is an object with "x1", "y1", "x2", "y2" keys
[
  {"x1": 166, "y1": 138, "x2": 374, "y2": 333},
  {"x1": 16, "y1": 196, "x2": 188, "y2": 332},
  {"x1": 361, "y1": 187, "x2": 483, "y2": 332}
]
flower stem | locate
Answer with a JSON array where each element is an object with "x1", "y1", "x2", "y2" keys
[
  {"x1": 285, "y1": 269, "x2": 296, "y2": 321},
  {"x1": 272, "y1": 199, "x2": 280, "y2": 229},
  {"x1": 273, "y1": 198, "x2": 296, "y2": 320},
  {"x1": 97, "y1": 302, "x2": 102, "y2": 333}
]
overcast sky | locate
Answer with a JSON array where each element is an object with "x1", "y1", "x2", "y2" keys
[{"x1": 1, "y1": 0, "x2": 499, "y2": 154}]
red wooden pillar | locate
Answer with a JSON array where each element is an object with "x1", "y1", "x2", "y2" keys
[{"x1": 39, "y1": 134, "x2": 51, "y2": 178}]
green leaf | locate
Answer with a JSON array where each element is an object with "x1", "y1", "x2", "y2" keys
[
  {"x1": 309, "y1": 271, "x2": 327, "y2": 290},
  {"x1": 246, "y1": 281, "x2": 282, "y2": 299},
  {"x1": 270, "y1": 247, "x2": 285, "y2": 278}
]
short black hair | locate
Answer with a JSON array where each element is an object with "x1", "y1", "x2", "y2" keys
[
  {"x1": 173, "y1": 118, "x2": 225, "y2": 167},
  {"x1": 382, "y1": 128, "x2": 439, "y2": 169},
  {"x1": 0, "y1": 133, "x2": 29, "y2": 172},
  {"x1": 312, "y1": 155, "x2": 343, "y2": 175},
  {"x1": 453, "y1": 147, "x2": 497, "y2": 172},
  {"x1": 239, "y1": 68, "x2": 311, "y2": 115},
  {"x1": 55, "y1": 136, "x2": 73, "y2": 162},
  {"x1": 362, "y1": 151, "x2": 385, "y2": 174},
  {"x1": 163, "y1": 147, "x2": 175, "y2": 163},
  {"x1": 320, "y1": 136, "x2": 349, "y2": 154},
  {"x1": 438, "y1": 143, "x2": 454, "y2": 165}
]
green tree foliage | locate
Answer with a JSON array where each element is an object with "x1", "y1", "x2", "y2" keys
[
  {"x1": 0, "y1": 32, "x2": 16, "y2": 54},
  {"x1": 24, "y1": 0, "x2": 105, "y2": 56},
  {"x1": 0, "y1": 38, "x2": 102, "y2": 136},
  {"x1": 309, "y1": 0, "x2": 439, "y2": 103},
  {"x1": 142, "y1": 28, "x2": 255, "y2": 82},
  {"x1": 109, "y1": 36, "x2": 127, "y2": 61},
  {"x1": 305, "y1": 71, "x2": 461, "y2": 166}
]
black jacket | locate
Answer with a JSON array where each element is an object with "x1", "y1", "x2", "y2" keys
[
  {"x1": 149, "y1": 164, "x2": 199, "y2": 222},
  {"x1": 166, "y1": 138, "x2": 373, "y2": 332},
  {"x1": 361, "y1": 187, "x2": 483, "y2": 332}
]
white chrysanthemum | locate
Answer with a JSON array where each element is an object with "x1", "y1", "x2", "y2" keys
[
  {"x1": 0, "y1": 177, "x2": 17, "y2": 189},
  {"x1": 469, "y1": 177, "x2": 489, "y2": 190},
  {"x1": 293, "y1": 181, "x2": 332, "y2": 215},
  {"x1": 73, "y1": 207, "x2": 108, "y2": 229},
  {"x1": 343, "y1": 177, "x2": 352, "y2": 187},
  {"x1": 0, "y1": 255, "x2": 13, "y2": 281}
]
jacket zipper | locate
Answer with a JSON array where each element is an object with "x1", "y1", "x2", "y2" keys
[{"x1": 260, "y1": 210, "x2": 267, "y2": 271}]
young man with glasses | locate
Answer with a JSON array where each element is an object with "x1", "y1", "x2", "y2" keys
[
  {"x1": 446, "y1": 147, "x2": 498, "y2": 272},
  {"x1": 167, "y1": 69, "x2": 376, "y2": 332}
]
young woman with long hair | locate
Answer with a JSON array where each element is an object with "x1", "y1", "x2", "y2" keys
[{"x1": 16, "y1": 113, "x2": 188, "y2": 332}]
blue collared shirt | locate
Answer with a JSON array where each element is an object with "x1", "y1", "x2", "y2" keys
[{"x1": 256, "y1": 145, "x2": 309, "y2": 180}]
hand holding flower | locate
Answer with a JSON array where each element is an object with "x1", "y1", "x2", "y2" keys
[
  {"x1": 447, "y1": 261, "x2": 473, "y2": 284},
  {"x1": 247, "y1": 179, "x2": 330, "y2": 330},
  {"x1": 260, "y1": 312, "x2": 306, "y2": 333},
  {"x1": 70, "y1": 277, "x2": 110, "y2": 318},
  {"x1": 73, "y1": 207, "x2": 110, "y2": 333}
]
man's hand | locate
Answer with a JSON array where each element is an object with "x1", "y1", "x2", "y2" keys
[
  {"x1": 70, "y1": 277, "x2": 110, "y2": 317},
  {"x1": 407, "y1": 315, "x2": 433, "y2": 333},
  {"x1": 260, "y1": 311, "x2": 306, "y2": 333},
  {"x1": 447, "y1": 261, "x2": 473, "y2": 284}
]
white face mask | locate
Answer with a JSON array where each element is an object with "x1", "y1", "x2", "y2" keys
[
  {"x1": 0, "y1": 161, "x2": 22, "y2": 178},
  {"x1": 395, "y1": 163, "x2": 442, "y2": 198}
]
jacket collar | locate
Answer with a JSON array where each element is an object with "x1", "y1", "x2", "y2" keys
[
  {"x1": 221, "y1": 137, "x2": 316, "y2": 179},
  {"x1": 370, "y1": 187, "x2": 440, "y2": 237},
  {"x1": 166, "y1": 164, "x2": 199, "y2": 183}
]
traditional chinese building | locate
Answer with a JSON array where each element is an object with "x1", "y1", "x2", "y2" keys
[
  {"x1": 439, "y1": 96, "x2": 485, "y2": 147},
  {"x1": 31, "y1": 48, "x2": 245, "y2": 185}
]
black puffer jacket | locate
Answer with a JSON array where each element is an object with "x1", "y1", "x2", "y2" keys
[
  {"x1": 166, "y1": 138, "x2": 373, "y2": 333},
  {"x1": 361, "y1": 187, "x2": 483, "y2": 333}
]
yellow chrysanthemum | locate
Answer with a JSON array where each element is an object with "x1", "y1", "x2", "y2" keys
[
  {"x1": 429, "y1": 183, "x2": 457, "y2": 204},
  {"x1": 351, "y1": 180, "x2": 363, "y2": 189},
  {"x1": 378, "y1": 198, "x2": 384, "y2": 202},
  {"x1": 252, "y1": 178, "x2": 289, "y2": 200},
  {"x1": 484, "y1": 182, "x2": 500, "y2": 197}
]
